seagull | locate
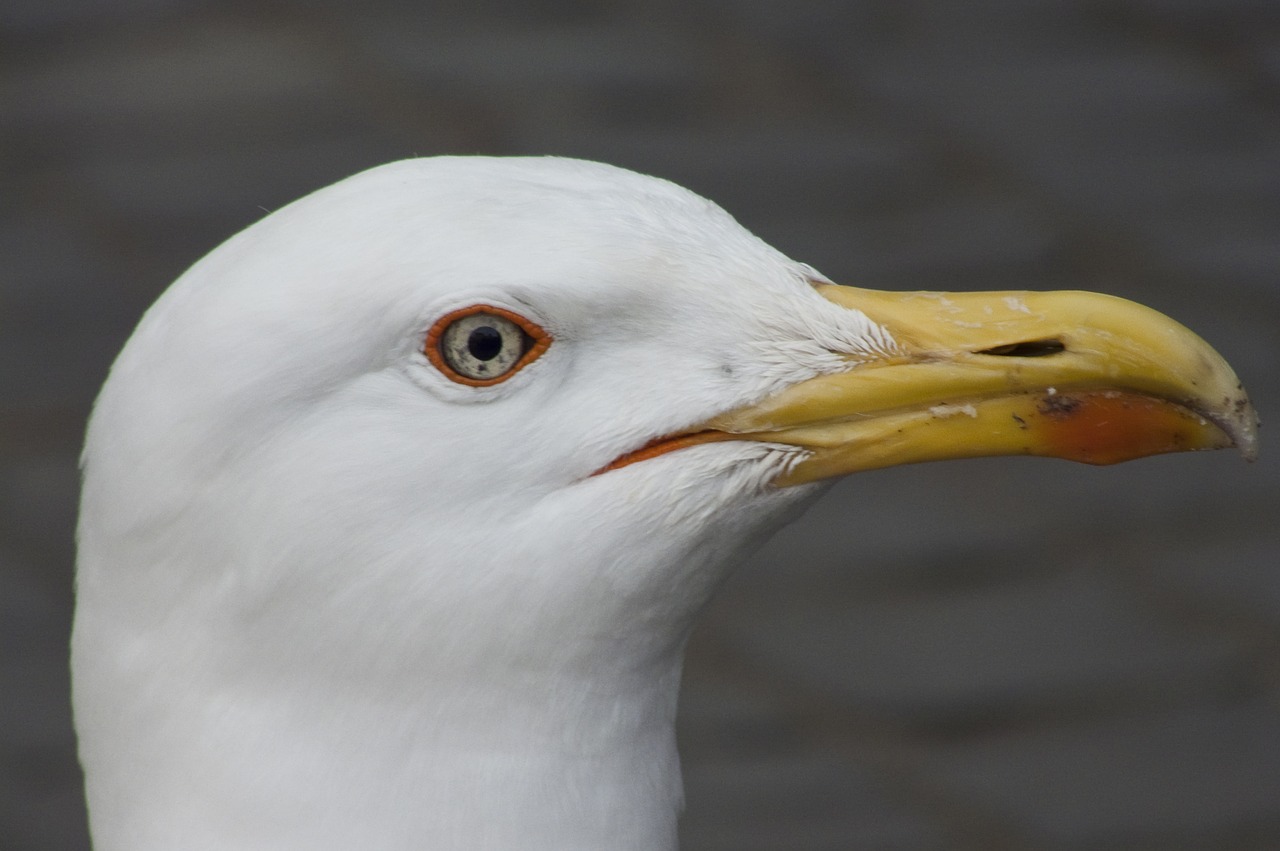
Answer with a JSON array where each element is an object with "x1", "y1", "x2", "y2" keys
[{"x1": 73, "y1": 156, "x2": 1258, "y2": 851}]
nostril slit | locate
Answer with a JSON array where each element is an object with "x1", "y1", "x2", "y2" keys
[{"x1": 977, "y1": 339, "x2": 1066, "y2": 358}]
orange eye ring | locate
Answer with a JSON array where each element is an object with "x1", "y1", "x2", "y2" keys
[{"x1": 424, "y1": 305, "x2": 552, "y2": 386}]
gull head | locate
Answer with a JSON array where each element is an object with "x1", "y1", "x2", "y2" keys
[{"x1": 74, "y1": 156, "x2": 1256, "y2": 851}]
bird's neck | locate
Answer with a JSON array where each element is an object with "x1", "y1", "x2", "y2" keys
[
  {"x1": 76, "y1": 600, "x2": 691, "y2": 851},
  {"x1": 264, "y1": 658, "x2": 689, "y2": 850},
  {"x1": 75, "y1": 443, "x2": 818, "y2": 850}
]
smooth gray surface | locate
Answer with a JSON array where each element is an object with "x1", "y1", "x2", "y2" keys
[{"x1": 2, "y1": 2, "x2": 1277, "y2": 848}]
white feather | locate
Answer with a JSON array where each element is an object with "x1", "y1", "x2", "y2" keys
[{"x1": 74, "y1": 157, "x2": 890, "y2": 850}]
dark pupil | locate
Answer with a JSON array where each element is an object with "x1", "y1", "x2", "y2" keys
[{"x1": 467, "y1": 326, "x2": 505, "y2": 361}]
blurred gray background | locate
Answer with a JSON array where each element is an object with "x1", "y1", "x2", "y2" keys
[{"x1": 3, "y1": 1, "x2": 1278, "y2": 849}]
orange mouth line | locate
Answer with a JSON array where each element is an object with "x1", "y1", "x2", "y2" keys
[{"x1": 592, "y1": 431, "x2": 737, "y2": 476}]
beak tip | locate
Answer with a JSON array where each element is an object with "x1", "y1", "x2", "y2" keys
[
  {"x1": 1235, "y1": 416, "x2": 1261, "y2": 464},
  {"x1": 1223, "y1": 393, "x2": 1261, "y2": 462}
]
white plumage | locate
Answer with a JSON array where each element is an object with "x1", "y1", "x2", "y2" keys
[
  {"x1": 74, "y1": 158, "x2": 887, "y2": 850},
  {"x1": 73, "y1": 156, "x2": 1254, "y2": 851}
]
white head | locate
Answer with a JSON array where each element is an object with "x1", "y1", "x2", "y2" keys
[
  {"x1": 73, "y1": 157, "x2": 887, "y2": 850},
  {"x1": 75, "y1": 156, "x2": 1253, "y2": 850}
]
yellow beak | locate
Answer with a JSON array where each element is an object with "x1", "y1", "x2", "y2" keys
[{"x1": 708, "y1": 284, "x2": 1259, "y2": 487}]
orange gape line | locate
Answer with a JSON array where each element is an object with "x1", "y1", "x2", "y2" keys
[{"x1": 593, "y1": 431, "x2": 736, "y2": 476}]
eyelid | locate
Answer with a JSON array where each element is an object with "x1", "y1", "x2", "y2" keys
[{"x1": 424, "y1": 305, "x2": 553, "y2": 386}]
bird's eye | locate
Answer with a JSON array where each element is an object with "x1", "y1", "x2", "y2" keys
[{"x1": 425, "y1": 305, "x2": 551, "y2": 385}]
